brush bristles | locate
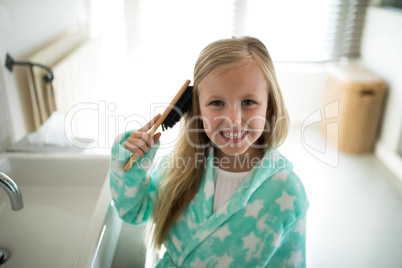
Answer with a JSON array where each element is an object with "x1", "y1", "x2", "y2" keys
[{"x1": 161, "y1": 86, "x2": 193, "y2": 131}]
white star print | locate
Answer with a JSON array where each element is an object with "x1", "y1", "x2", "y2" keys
[
  {"x1": 118, "y1": 207, "x2": 130, "y2": 217},
  {"x1": 242, "y1": 231, "x2": 261, "y2": 261},
  {"x1": 256, "y1": 213, "x2": 275, "y2": 234},
  {"x1": 171, "y1": 235, "x2": 183, "y2": 251},
  {"x1": 285, "y1": 250, "x2": 303, "y2": 267},
  {"x1": 191, "y1": 193, "x2": 199, "y2": 205},
  {"x1": 115, "y1": 134, "x2": 124, "y2": 143},
  {"x1": 177, "y1": 212, "x2": 195, "y2": 230},
  {"x1": 249, "y1": 180, "x2": 263, "y2": 194},
  {"x1": 186, "y1": 216, "x2": 196, "y2": 230},
  {"x1": 111, "y1": 187, "x2": 119, "y2": 200},
  {"x1": 244, "y1": 199, "x2": 264, "y2": 218},
  {"x1": 256, "y1": 213, "x2": 268, "y2": 232},
  {"x1": 271, "y1": 232, "x2": 285, "y2": 247},
  {"x1": 204, "y1": 179, "x2": 214, "y2": 201},
  {"x1": 272, "y1": 170, "x2": 290, "y2": 182},
  {"x1": 111, "y1": 160, "x2": 124, "y2": 181},
  {"x1": 124, "y1": 185, "x2": 139, "y2": 198},
  {"x1": 211, "y1": 223, "x2": 232, "y2": 242},
  {"x1": 134, "y1": 209, "x2": 144, "y2": 224},
  {"x1": 237, "y1": 185, "x2": 247, "y2": 192},
  {"x1": 176, "y1": 213, "x2": 186, "y2": 224},
  {"x1": 216, "y1": 203, "x2": 229, "y2": 217},
  {"x1": 191, "y1": 257, "x2": 209, "y2": 268},
  {"x1": 196, "y1": 230, "x2": 211, "y2": 241},
  {"x1": 254, "y1": 241, "x2": 264, "y2": 262},
  {"x1": 216, "y1": 253, "x2": 234, "y2": 267},
  {"x1": 294, "y1": 217, "x2": 306, "y2": 236},
  {"x1": 275, "y1": 191, "x2": 296, "y2": 212}
]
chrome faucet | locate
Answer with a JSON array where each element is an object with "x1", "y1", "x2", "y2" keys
[{"x1": 0, "y1": 172, "x2": 24, "y2": 211}]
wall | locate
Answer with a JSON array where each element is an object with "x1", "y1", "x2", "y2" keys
[
  {"x1": 0, "y1": 0, "x2": 89, "y2": 152},
  {"x1": 361, "y1": 6, "x2": 402, "y2": 180},
  {"x1": 0, "y1": 62, "x2": 12, "y2": 151},
  {"x1": 276, "y1": 63, "x2": 327, "y2": 126}
]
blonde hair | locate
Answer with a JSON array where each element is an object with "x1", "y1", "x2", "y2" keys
[{"x1": 150, "y1": 36, "x2": 289, "y2": 249}]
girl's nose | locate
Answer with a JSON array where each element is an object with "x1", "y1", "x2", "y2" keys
[{"x1": 228, "y1": 104, "x2": 242, "y2": 125}]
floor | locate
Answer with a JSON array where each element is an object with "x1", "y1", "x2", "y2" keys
[
  {"x1": 282, "y1": 125, "x2": 402, "y2": 268},
  {"x1": 112, "y1": 125, "x2": 402, "y2": 268}
]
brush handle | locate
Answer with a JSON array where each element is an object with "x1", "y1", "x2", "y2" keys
[{"x1": 123, "y1": 80, "x2": 191, "y2": 172}]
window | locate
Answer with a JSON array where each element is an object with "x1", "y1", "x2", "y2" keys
[
  {"x1": 237, "y1": 0, "x2": 369, "y2": 61},
  {"x1": 123, "y1": 0, "x2": 369, "y2": 62}
]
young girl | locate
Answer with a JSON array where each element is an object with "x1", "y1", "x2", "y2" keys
[{"x1": 110, "y1": 36, "x2": 309, "y2": 267}]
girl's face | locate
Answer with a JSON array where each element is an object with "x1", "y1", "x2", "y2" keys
[{"x1": 198, "y1": 61, "x2": 268, "y2": 157}]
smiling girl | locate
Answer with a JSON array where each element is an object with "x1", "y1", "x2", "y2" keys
[{"x1": 110, "y1": 36, "x2": 309, "y2": 267}]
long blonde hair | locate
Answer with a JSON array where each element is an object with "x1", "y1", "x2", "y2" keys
[{"x1": 150, "y1": 36, "x2": 289, "y2": 249}]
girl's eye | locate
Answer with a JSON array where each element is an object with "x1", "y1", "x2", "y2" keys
[
  {"x1": 242, "y1": 100, "x2": 254, "y2": 106},
  {"x1": 210, "y1": 100, "x2": 223, "y2": 106}
]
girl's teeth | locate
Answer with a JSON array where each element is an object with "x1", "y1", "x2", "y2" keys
[{"x1": 221, "y1": 131, "x2": 246, "y2": 139}]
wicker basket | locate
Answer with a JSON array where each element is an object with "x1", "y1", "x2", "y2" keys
[{"x1": 322, "y1": 62, "x2": 387, "y2": 153}]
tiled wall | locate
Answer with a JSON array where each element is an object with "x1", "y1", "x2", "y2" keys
[{"x1": 0, "y1": 84, "x2": 13, "y2": 152}]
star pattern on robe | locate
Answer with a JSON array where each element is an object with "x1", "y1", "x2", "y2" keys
[
  {"x1": 285, "y1": 250, "x2": 303, "y2": 267},
  {"x1": 215, "y1": 253, "x2": 234, "y2": 267},
  {"x1": 134, "y1": 208, "x2": 145, "y2": 224},
  {"x1": 249, "y1": 180, "x2": 263, "y2": 193},
  {"x1": 190, "y1": 193, "x2": 199, "y2": 206},
  {"x1": 186, "y1": 216, "x2": 196, "y2": 230},
  {"x1": 196, "y1": 230, "x2": 212, "y2": 241},
  {"x1": 244, "y1": 199, "x2": 264, "y2": 218},
  {"x1": 115, "y1": 175, "x2": 124, "y2": 187},
  {"x1": 177, "y1": 213, "x2": 185, "y2": 222},
  {"x1": 204, "y1": 179, "x2": 214, "y2": 201},
  {"x1": 118, "y1": 207, "x2": 130, "y2": 217},
  {"x1": 272, "y1": 170, "x2": 290, "y2": 182},
  {"x1": 256, "y1": 213, "x2": 269, "y2": 232},
  {"x1": 116, "y1": 134, "x2": 123, "y2": 143},
  {"x1": 294, "y1": 217, "x2": 306, "y2": 236},
  {"x1": 140, "y1": 158, "x2": 152, "y2": 169},
  {"x1": 211, "y1": 223, "x2": 232, "y2": 242},
  {"x1": 190, "y1": 257, "x2": 209, "y2": 268},
  {"x1": 172, "y1": 235, "x2": 183, "y2": 252},
  {"x1": 216, "y1": 203, "x2": 229, "y2": 217},
  {"x1": 275, "y1": 191, "x2": 296, "y2": 212},
  {"x1": 177, "y1": 211, "x2": 196, "y2": 230},
  {"x1": 111, "y1": 160, "x2": 124, "y2": 182},
  {"x1": 271, "y1": 232, "x2": 285, "y2": 247},
  {"x1": 124, "y1": 185, "x2": 139, "y2": 198},
  {"x1": 242, "y1": 231, "x2": 261, "y2": 261},
  {"x1": 111, "y1": 187, "x2": 119, "y2": 200}
]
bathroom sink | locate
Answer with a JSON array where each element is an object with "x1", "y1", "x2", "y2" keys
[{"x1": 0, "y1": 153, "x2": 121, "y2": 267}]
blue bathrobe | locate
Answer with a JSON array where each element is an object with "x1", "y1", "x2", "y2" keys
[{"x1": 110, "y1": 131, "x2": 309, "y2": 267}]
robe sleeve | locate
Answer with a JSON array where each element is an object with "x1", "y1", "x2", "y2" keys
[
  {"x1": 109, "y1": 130, "x2": 163, "y2": 225},
  {"x1": 266, "y1": 215, "x2": 307, "y2": 268}
]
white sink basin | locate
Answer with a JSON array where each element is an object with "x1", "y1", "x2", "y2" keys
[{"x1": 0, "y1": 153, "x2": 121, "y2": 268}]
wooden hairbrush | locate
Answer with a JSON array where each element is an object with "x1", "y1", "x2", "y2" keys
[{"x1": 124, "y1": 80, "x2": 193, "y2": 171}]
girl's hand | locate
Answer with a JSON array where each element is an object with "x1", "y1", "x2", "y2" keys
[{"x1": 123, "y1": 114, "x2": 162, "y2": 157}]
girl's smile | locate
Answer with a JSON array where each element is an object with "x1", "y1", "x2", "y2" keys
[
  {"x1": 198, "y1": 61, "x2": 268, "y2": 158},
  {"x1": 219, "y1": 129, "x2": 249, "y2": 143}
]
